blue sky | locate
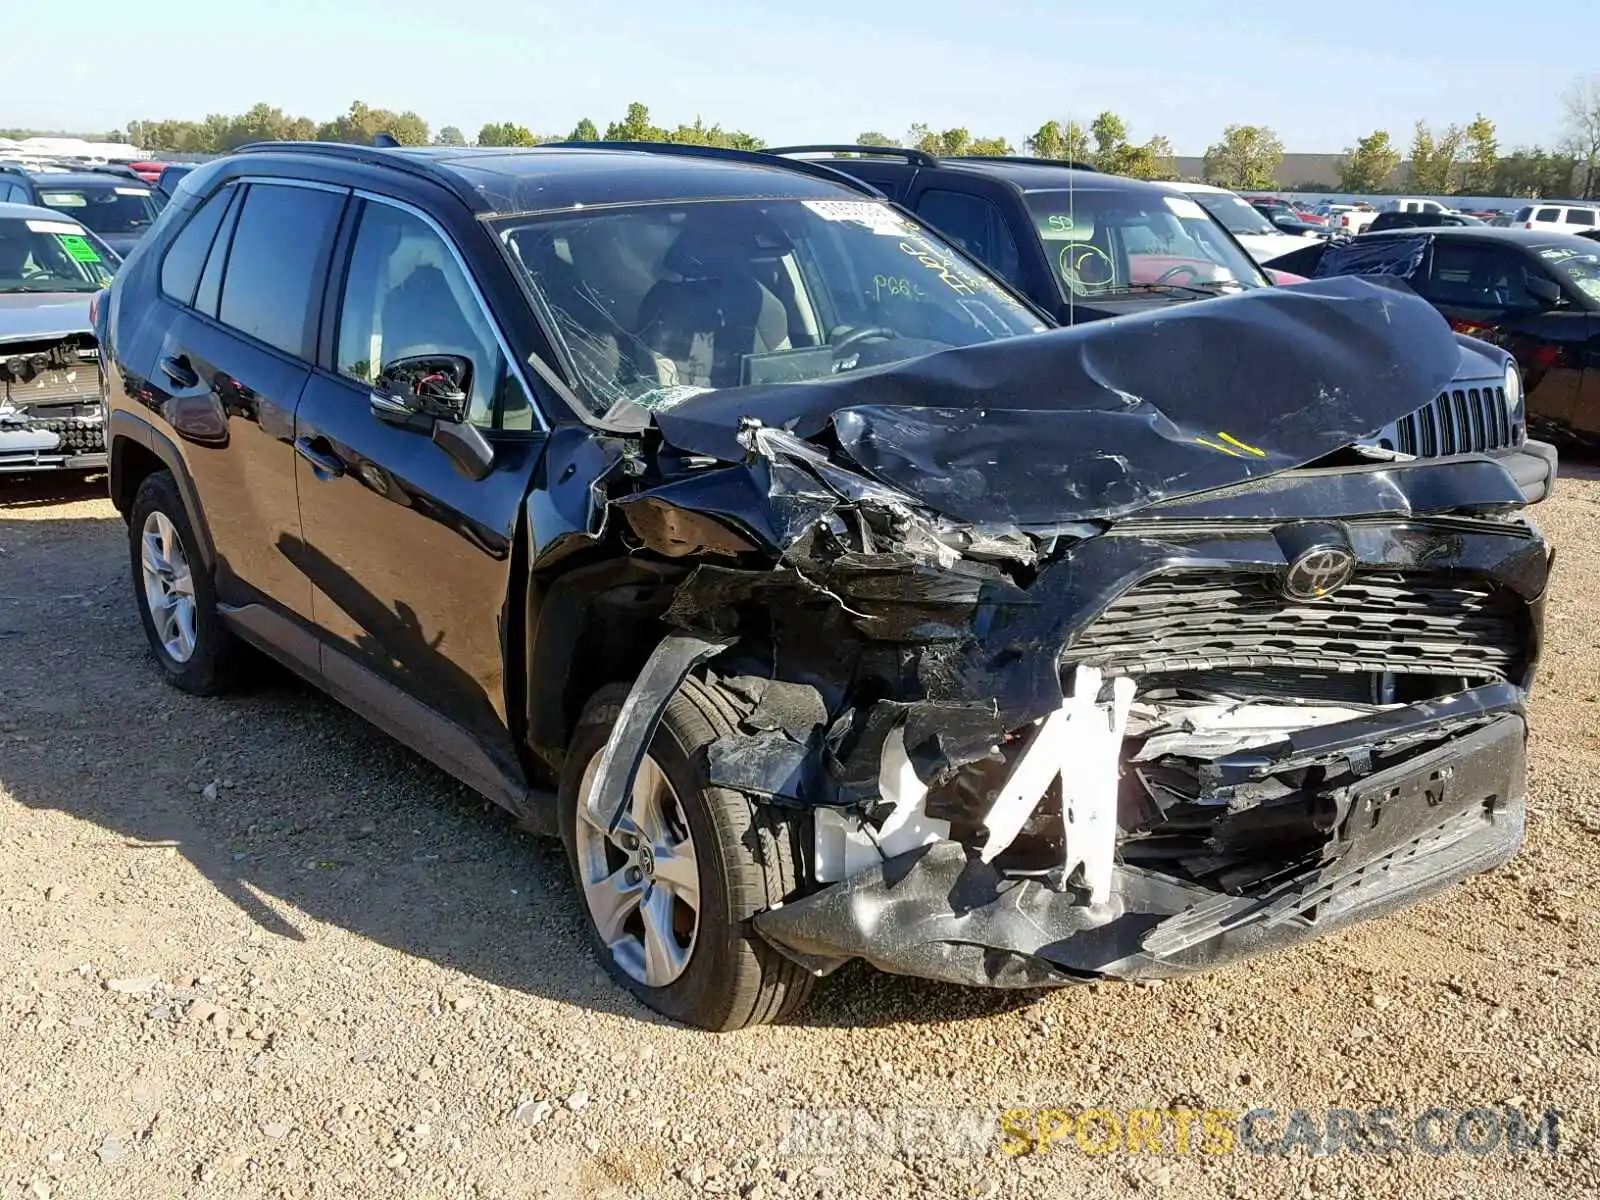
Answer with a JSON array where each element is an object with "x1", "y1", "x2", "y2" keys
[{"x1": 7, "y1": 0, "x2": 1591, "y2": 153}]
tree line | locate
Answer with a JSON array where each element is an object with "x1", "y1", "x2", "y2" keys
[{"x1": 14, "y1": 78, "x2": 1600, "y2": 200}]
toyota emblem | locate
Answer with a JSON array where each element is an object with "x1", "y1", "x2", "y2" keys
[{"x1": 1281, "y1": 545, "x2": 1357, "y2": 601}]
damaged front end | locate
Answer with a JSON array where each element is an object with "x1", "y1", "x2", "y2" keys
[
  {"x1": 577, "y1": 277, "x2": 1551, "y2": 990},
  {"x1": 0, "y1": 332, "x2": 107, "y2": 474}
]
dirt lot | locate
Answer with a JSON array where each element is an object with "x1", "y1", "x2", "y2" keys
[{"x1": 1, "y1": 470, "x2": 1597, "y2": 1200}]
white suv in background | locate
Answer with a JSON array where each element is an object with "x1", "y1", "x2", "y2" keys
[
  {"x1": 1514, "y1": 203, "x2": 1600, "y2": 233},
  {"x1": 1161, "y1": 182, "x2": 1314, "y2": 263}
]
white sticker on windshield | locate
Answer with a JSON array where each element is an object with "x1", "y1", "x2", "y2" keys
[
  {"x1": 802, "y1": 200, "x2": 907, "y2": 234},
  {"x1": 114, "y1": 187, "x2": 151, "y2": 196},
  {"x1": 1164, "y1": 196, "x2": 1207, "y2": 221},
  {"x1": 25, "y1": 219, "x2": 86, "y2": 235},
  {"x1": 39, "y1": 192, "x2": 87, "y2": 207}
]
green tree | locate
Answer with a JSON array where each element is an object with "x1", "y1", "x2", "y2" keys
[
  {"x1": 856, "y1": 130, "x2": 898, "y2": 147},
  {"x1": 1461, "y1": 114, "x2": 1498, "y2": 194},
  {"x1": 317, "y1": 101, "x2": 429, "y2": 146},
  {"x1": 1494, "y1": 147, "x2": 1578, "y2": 198},
  {"x1": 1121, "y1": 135, "x2": 1177, "y2": 180},
  {"x1": 1337, "y1": 129, "x2": 1402, "y2": 193},
  {"x1": 1408, "y1": 121, "x2": 1464, "y2": 194},
  {"x1": 223, "y1": 103, "x2": 316, "y2": 150},
  {"x1": 604, "y1": 102, "x2": 661, "y2": 142},
  {"x1": 967, "y1": 135, "x2": 1012, "y2": 156},
  {"x1": 569, "y1": 117, "x2": 599, "y2": 142},
  {"x1": 433, "y1": 125, "x2": 467, "y2": 146},
  {"x1": 1025, "y1": 119, "x2": 1066, "y2": 159},
  {"x1": 476, "y1": 122, "x2": 539, "y2": 147},
  {"x1": 1089, "y1": 110, "x2": 1129, "y2": 171},
  {"x1": 1202, "y1": 124, "x2": 1284, "y2": 189}
]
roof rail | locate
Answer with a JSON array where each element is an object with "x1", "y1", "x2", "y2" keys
[
  {"x1": 538, "y1": 140, "x2": 882, "y2": 197},
  {"x1": 230, "y1": 140, "x2": 480, "y2": 205},
  {"x1": 768, "y1": 144, "x2": 937, "y2": 168},
  {"x1": 954, "y1": 154, "x2": 1099, "y2": 173},
  {"x1": 77, "y1": 163, "x2": 148, "y2": 182}
]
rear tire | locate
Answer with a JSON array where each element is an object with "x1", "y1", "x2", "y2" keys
[
  {"x1": 559, "y1": 678, "x2": 815, "y2": 1030},
  {"x1": 128, "y1": 470, "x2": 238, "y2": 695}
]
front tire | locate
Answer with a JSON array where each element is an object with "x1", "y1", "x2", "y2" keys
[
  {"x1": 559, "y1": 678, "x2": 815, "y2": 1030},
  {"x1": 128, "y1": 470, "x2": 237, "y2": 695}
]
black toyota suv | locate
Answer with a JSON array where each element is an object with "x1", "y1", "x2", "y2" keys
[{"x1": 100, "y1": 142, "x2": 1550, "y2": 1030}]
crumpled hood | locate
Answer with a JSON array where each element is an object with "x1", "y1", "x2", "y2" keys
[
  {"x1": 653, "y1": 275, "x2": 1465, "y2": 527},
  {"x1": 0, "y1": 293, "x2": 93, "y2": 345}
]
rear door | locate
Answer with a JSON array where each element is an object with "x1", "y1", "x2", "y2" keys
[
  {"x1": 144, "y1": 178, "x2": 349, "y2": 620},
  {"x1": 291, "y1": 193, "x2": 548, "y2": 762}
]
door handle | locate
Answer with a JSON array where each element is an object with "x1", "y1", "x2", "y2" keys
[
  {"x1": 159, "y1": 354, "x2": 199, "y2": 389},
  {"x1": 293, "y1": 435, "x2": 346, "y2": 479}
]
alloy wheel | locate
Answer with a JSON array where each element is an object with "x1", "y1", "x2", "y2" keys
[
  {"x1": 574, "y1": 752, "x2": 701, "y2": 987},
  {"x1": 140, "y1": 511, "x2": 197, "y2": 664}
]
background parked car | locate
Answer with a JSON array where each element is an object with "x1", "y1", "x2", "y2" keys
[
  {"x1": 769, "y1": 146, "x2": 1272, "y2": 324},
  {"x1": 1159, "y1": 181, "x2": 1314, "y2": 262},
  {"x1": 1270, "y1": 226, "x2": 1600, "y2": 448},
  {"x1": 1513, "y1": 203, "x2": 1600, "y2": 233},
  {"x1": 154, "y1": 163, "x2": 195, "y2": 201},
  {"x1": 1250, "y1": 199, "x2": 1328, "y2": 237},
  {"x1": 1365, "y1": 210, "x2": 1486, "y2": 233},
  {"x1": 0, "y1": 166, "x2": 164, "y2": 257},
  {"x1": 0, "y1": 201, "x2": 117, "y2": 475}
]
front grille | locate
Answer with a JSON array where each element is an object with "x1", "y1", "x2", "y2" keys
[
  {"x1": 1395, "y1": 385, "x2": 1514, "y2": 456},
  {"x1": 3, "y1": 366, "x2": 102, "y2": 407},
  {"x1": 0, "y1": 413, "x2": 104, "y2": 452},
  {"x1": 1067, "y1": 570, "x2": 1525, "y2": 682}
]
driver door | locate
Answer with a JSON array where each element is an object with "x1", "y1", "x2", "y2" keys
[{"x1": 291, "y1": 195, "x2": 547, "y2": 765}]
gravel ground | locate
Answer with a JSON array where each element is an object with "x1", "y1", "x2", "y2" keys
[{"x1": 1, "y1": 470, "x2": 1598, "y2": 1200}]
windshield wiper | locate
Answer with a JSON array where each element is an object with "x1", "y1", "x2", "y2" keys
[
  {"x1": 2, "y1": 285, "x2": 95, "y2": 294},
  {"x1": 1097, "y1": 281, "x2": 1241, "y2": 300}
]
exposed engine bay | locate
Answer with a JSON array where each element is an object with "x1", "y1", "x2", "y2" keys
[
  {"x1": 530, "y1": 276, "x2": 1550, "y2": 989},
  {"x1": 0, "y1": 334, "x2": 107, "y2": 474}
]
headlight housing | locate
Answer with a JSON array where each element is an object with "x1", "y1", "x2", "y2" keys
[{"x1": 1504, "y1": 360, "x2": 1523, "y2": 415}]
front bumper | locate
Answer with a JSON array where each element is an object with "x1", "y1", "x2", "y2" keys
[
  {"x1": 754, "y1": 688, "x2": 1527, "y2": 987},
  {"x1": 0, "y1": 422, "x2": 107, "y2": 475},
  {"x1": 1500, "y1": 439, "x2": 1558, "y2": 504}
]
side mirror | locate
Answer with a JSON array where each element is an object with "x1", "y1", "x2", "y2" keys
[
  {"x1": 371, "y1": 354, "x2": 473, "y2": 426},
  {"x1": 369, "y1": 354, "x2": 495, "y2": 481}
]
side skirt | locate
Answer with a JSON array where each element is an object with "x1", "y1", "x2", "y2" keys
[{"x1": 218, "y1": 602, "x2": 557, "y2": 835}]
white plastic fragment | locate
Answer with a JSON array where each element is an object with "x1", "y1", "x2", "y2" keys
[
  {"x1": 812, "y1": 727, "x2": 952, "y2": 883},
  {"x1": 978, "y1": 666, "x2": 1135, "y2": 905}
]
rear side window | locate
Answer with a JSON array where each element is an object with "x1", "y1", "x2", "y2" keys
[
  {"x1": 1565, "y1": 209, "x2": 1597, "y2": 226},
  {"x1": 0, "y1": 181, "x2": 26, "y2": 204},
  {"x1": 160, "y1": 185, "x2": 235, "y2": 305},
  {"x1": 914, "y1": 189, "x2": 1024, "y2": 288},
  {"x1": 1535, "y1": 208, "x2": 1560, "y2": 223},
  {"x1": 216, "y1": 183, "x2": 346, "y2": 359}
]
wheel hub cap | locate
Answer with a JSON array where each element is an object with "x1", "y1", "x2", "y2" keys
[{"x1": 574, "y1": 752, "x2": 700, "y2": 989}]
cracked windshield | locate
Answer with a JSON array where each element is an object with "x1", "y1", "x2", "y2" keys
[
  {"x1": 1026, "y1": 189, "x2": 1267, "y2": 300},
  {"x1": 495, "y1": 199, "x2": 1046, "y2": 415}
]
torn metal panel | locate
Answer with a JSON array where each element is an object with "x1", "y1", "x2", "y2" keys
[{"x1": 583, "y1": 633, "x2": 734, "y2": 832}]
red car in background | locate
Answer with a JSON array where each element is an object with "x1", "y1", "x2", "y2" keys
[{"x1": 125, "y1": 161, "x2": 165, "y2": 184}]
